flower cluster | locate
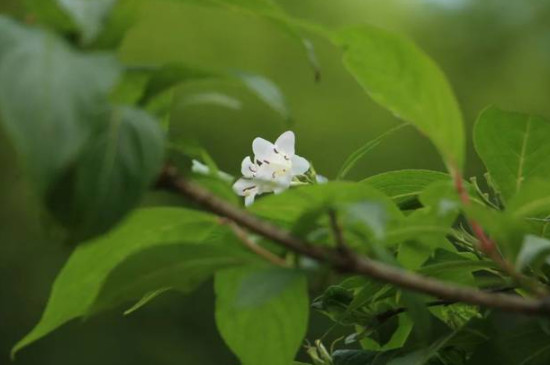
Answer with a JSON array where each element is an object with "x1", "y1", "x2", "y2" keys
[{"x1": 232, "y1": 131, "x2": 311, "y2": 206}]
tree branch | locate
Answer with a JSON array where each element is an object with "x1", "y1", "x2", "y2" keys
[{"x1": 157, "y1": 165, "x2": 550, "y2": 316}]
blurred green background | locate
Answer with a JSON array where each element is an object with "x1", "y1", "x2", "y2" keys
[{"x1": 2, "y1": 0, "x2": 550, "y2": 363}]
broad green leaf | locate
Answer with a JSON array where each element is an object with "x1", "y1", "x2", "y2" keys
[
  {"x1": 235, "y1": 267, "x2": 304, "y2": 308},
  {"x1": 48, "y1": 106, "x2": 165, "y2": 240},
  {"x1": 57, "y1": 0, "x2": 117, "y2": 43},
  {"x1": 232, "y1": 71, "x2": 290, "y2": 122},
  {"x1": 474, "y1": 107, "x2": 550, "y2": 201},
  {"x1": 0, "y1": 17, "x2": 120, "y2": 195},
  {"x1": 387, "y1": 330, "x2": 457, "y2": 365},
  {"x1": 333, "y1": 26, "x2": 464, "y2": 169},
  {"x1": 507, "y1": 179, "x2": 550, "y2": 218},
  {"x1": 137, "y1": 63, "x2": 220, "y2": 106},
  {"x1": 92, "y1": 243, "x2": 253, "y2": 314},
  {"x1": 516, "y1": 235, "x2": 550, "y2": 272},
  {"x1": 250, "y1": 181, "x2": 402, "y2": 226},
  {"x1": 215, "y1": 266, "x2": 309, "y2": 365},
  {"x1": 135, "y1": 63, "x2": 291, "y2": 122},
  {"x1": 419, "y1": 250, "x2": 495, "y2": 286},
  {"x1": 362, "y1": 170, "x2": 450, "y2": 208},
  {"x1": 12, "y1": 208, "x2": 245, "y2": 356},
  {"x1": 181, "y1": 92, "x2": 242, "y2": 110},
  {"x1": 337, "y1": 123, "x2": 408, "y2": 180},
  {"x1": 466, "y1": 312, "x2": 550, "y2": 365}
]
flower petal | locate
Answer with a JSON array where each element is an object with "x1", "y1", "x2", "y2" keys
[
  {"x1": 240, "y1": 156, "x2": 257, "y2": 178},
  {"x1": 273, "y1": 174, "x2": 292, "y2": 194},
  {"x1": 291, "y1": 155, "x2": 310, "y2": 175},
  {"x1": 252, "y1": 137, "x2": 275, "y2": 162},
  {"x1": 244, "y1": 194, "x2": 256, "y2": 207},
  {"x1": 232, "y1": 178, "x2": 257, "y2": 196},
  {"x1": 275, "y1": 131, "x2": 295, "y2": 156}
]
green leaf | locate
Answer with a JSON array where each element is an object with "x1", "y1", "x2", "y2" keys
[
  {"x1": 250, "y1": 181, "x2": 402, "y2": 226},
  {"x1": 48, "y1": 106, "x2": 165, "y2": 240},
  {"x1": 137, "y1": 63, "x2": 220, "y2": 106},
  {"x1": 135, "y1": 63, "x2": 290, "y2": 122},
  {"x1": 57, "y1": 0, "x2": 117, "y2": 43},
  {"x1": 232, "y1": 70, "x2": 290, "y2": 122},
  {"x1": 362, "y1": 170, "x2": 450, "y2": 208},
  {"x1": 0, "y1": 17, "x2": 120, "y2": 195},
  {"x1": 91, "y1": 243, "x2": 252, "y2": 314},
  {"x1": 507, "y1": 179, "x2": 550, "y2": 218},
  {"x1": 466, "y1": 312, "x2": 550, "y2": 365},
  {"x1": 181, "y1": 92, "x2": 242, "y2": 110},
  {"x1": 12, "y1": 208, "x2": 247, "y2": 356},
  {"x1": 474, "y1": 107, "x2": 550, "y2": 202},
  {"x1": 234, "y1": 267, "x2": 304, "y2": 308},
  {"x1": 333, "y1": 26, "x2": 464, "y2": 169},
  {"x1": 516, "y1": 235, "x2": 550, "y2": 272},
  {"x1": 215, "y1": 266, "x2": 309, "y2": 365},
  {"x1": 337, "y1": 123, "x2": 408, "y2": 180}
]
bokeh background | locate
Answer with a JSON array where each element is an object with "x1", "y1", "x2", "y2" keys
[{"x1": 2, "y1": 0, "x2": 550, "y2": 363}]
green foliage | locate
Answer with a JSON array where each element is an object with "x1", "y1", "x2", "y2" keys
[
  {"x1": 474, "y1": 107, "x2": 550, "y2": 202},
  {"x1": 466, "y1": 313, "x2": 550, "y2": 365},
  {"x1": 333, "y1": 26, "x2": 465, "y2": 169},
  {"x1": 215, "y1": 266, "x2": 309, "y2": 365},
  {"x1": 136, "y1": 63, "x2": 291, "y2": 123},
  {"x1": 250, "y1": 181, "x2": 402, "y2": 226},
  {"x1": 56, "y1": 0, "x2": 117, "y2": 43},
  {"x1": 4, "y1": 1, "x2": 550, "y2": 364},
  {"x1": 12, "y1": 208, "x2": 254, "y2": 356},
  {"x1": 48, "y1": 106, "x2": 165, "y2": 239},
  {"x1": 363, "y1": 170, "x2": 451, "y2": 208},
  {"x1": 337, "y1": 123, "x2": 408, "y2": 180},
  {"x1": 0, "y1": 16, "x2": 120, "y2": 195},
  {"x1": 516, "y1": 235, "x2": 550, "y2": 272}
]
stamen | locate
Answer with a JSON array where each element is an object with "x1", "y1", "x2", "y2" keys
[
  {"x1": 256, "y1": 160, "x2": 263, "y2": 166},
  {"x1": 242, "y1": 185, "x2": 256, "y2": 193},
  {"x1": 284, "y1": 155, "x2": 290, "y2": 161},
  {"x1": 273, "y1": 147, "x2": 279, "y2": 154},
  {"x1": 248, "y1": 166, "x2": 256, "y2": 173},
  {"x1": 263, "y1": 160, "x2": 270, "y2": 164}
]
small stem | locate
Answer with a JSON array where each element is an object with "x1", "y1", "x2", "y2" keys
[
  {"x1": 328, "y1": 210, "x2": 352, "y2": 257},
  {"x1": 223, "y1": 219, "x2": 288, "y2": 267},
  {"x1": 451, "y1": 167, "x2": 547, "y2": 297}
]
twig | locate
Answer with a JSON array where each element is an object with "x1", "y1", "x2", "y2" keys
[
  {"x1": 156, "y1": 165, "x2": 550, "y2": 316},
  {"x1": 222, "y1": 218, "x2": 288, "y2": 267},
  {"x1": 328, "y1": 210, "x2": 352, "y2": 257}
]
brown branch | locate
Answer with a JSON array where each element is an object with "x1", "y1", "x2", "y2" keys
[
  {"x1": 157, "y1": 165, "x2": 550, "y2": 316},
  {"x1": 222, "y1": 218, "x2": 288, "y2": 267}
]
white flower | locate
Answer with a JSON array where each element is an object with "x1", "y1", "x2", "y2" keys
[{"x1": 233, "y1": 131, "x2": 310, "y2": 206}]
